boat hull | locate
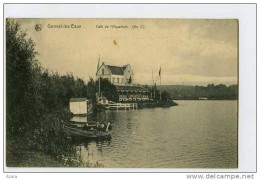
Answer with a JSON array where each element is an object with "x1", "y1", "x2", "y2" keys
[{"x1": 64, "y1": 125, "x2": 111, "y2": 138}]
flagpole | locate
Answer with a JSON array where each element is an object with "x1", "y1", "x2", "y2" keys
[
  {"x1": 98, "y1": 54, "x2": 101, "y2": 97},
  {"x1": 160, "y1": 73, "x2": 161, "y2": 101},
  {"x1": 99, "y1": 77, "x2": 101, "y2": 97},
  {"x1": 160, "y1": 67, "x2": 161, "y2": 101},
  {"x1": 152, "y1": 70, "x2": 154, "y2": 98}
]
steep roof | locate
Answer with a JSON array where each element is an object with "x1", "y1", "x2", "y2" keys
[
  {"x1": 106, "y1": 65, "x2": 125, "y2": 75},
  {"x1": 70, "y1": 98, "x2": 88, "y2": 102}
]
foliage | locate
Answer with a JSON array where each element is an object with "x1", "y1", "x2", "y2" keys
[
  {"x1": 161, "y1": 90, "x2": 171, "y2": 102},
  {"x1": 26, "y1": 110, "x2": 73, "y2": 156},
  {"x1": 149, "y1": 85, "x2": 171, "y2": 102},
  {"x1": 5, "y1": 19, "x2": 95, "y2": 164},
  {"x1": 6, "y1": 20, "x2": 119, "y2": 166},
  {"x1": 87, "y1": 77, "x2": 98, "y2": 103},
  {"x1": 97, "y1": 78, "x2": 118, "y2": 102},
  {"x1": 6, "y1": 19, "x2": 42, "y2": 136}
]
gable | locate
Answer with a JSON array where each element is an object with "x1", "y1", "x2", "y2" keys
[
  {"x1": 97, "y1": 64, "x2": 112, "y2": 76},
  {"x1": 123, "y1": 64, "x2": 133, "y2": 76}
]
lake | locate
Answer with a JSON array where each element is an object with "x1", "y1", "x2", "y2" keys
[{"x1": 72, "y1": 100, "x2": 238, "y2": 168}]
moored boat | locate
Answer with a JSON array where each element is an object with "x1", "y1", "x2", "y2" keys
[{"x1": 64, "y1": 125, "x2": 111, "y2": 138}]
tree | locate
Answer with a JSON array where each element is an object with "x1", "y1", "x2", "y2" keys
[
  {"x1": 87, "y1": 77, "x2": 98, "y2": 103},
  {"x1": 161, "y1": 90, "x2": 171, "y2": 102},
  {"x1": 6, "y1": 19, "x2": 42, "y2": 136},
  {"x1": 6, "y1": 19, "x2": 98, "y2": 161},
  {"x1": 98, "y1": 78, "x2": 118, "y2": 102}
]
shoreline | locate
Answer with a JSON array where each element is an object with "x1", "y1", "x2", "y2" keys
[
  {"x1": 6, "y1": 137, "x2": 104, "y2": 167},
  {"x1": 6, "y1": 138, "x2": 64, "y2": 167}
]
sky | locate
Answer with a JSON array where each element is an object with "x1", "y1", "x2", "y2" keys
[{"x1": 17, "y1": 18, "x2": 238, "y2": 86}]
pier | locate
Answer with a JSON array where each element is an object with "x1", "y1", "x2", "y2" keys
[{"x1": 108, "y1": 103, "x2": 138, "y2": 111}]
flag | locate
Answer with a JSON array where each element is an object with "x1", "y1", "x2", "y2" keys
[{"x1": 159, "y1": 67, "x2": 161, "y2": 76}]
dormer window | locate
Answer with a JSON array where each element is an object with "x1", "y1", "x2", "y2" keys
[{"x1": 102, "y1": 69, "x2": 104, "y2": 75}]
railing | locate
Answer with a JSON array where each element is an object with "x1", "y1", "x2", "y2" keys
[{"x1": 108, "y1": 103, "x2": 138, "y2": 111}]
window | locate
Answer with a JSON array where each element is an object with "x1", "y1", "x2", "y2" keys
[
  {"x1": 117, "y1": 78, "x2": 119, "y2": 83},
  {"x1": 113, "y1": 78, "x2": 115, "y2": 82},
  {"x1": 102, "y1": 69, "x2": 104, "y2": 75}
]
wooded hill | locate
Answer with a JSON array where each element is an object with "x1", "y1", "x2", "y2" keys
[{"x1": 158, "y1": 84, "x2": 238, "y2": 100}]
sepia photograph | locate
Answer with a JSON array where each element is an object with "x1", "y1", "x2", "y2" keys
[{"x1": 5, "y1": 18, "x2": 238, "y2": 169}]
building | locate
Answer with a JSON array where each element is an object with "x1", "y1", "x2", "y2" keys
[
  {"x1": 96, "y1": 62, "x2": 134, "y2": 86},
  {"x1": 69, "y1": 98, "x2": 93, "y2": 115},
  {"x1": 96, "y1": 59, "x2": 153, "y2": 102},
  {"x1": 117, "y1": 86, "x2": 151, "y2": 102}
]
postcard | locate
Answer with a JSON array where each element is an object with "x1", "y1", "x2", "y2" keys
[{"x1": 5, "y1": 18, "x2": 239, "y2": 169}]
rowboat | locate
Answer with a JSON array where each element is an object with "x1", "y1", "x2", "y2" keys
[
  {"x1": 64, "y1": 123, "x2": 112, "y2": 138},
  {"x1": 64, "y1": 125, "x2": 111, "y2": 138}
]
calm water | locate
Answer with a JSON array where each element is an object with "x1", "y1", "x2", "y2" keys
[{"x1": 72, "y1": 100, "x2": 238, "y2": 168}]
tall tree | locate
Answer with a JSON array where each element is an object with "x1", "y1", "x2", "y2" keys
[{"x1": 6, "y1": 19, "x2": 42, "y2": 136}]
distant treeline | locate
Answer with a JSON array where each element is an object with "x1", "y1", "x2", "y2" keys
[{"x1": 159, "y1": 84, "x2": 238, "y2": 100}]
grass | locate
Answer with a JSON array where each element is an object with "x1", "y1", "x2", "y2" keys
[
  {"x1": 6, "y1": 136, "x2": 104, "y2": 168},
  {"x1": 6, "y1": 137, "x2": 64, "y2": 167}
]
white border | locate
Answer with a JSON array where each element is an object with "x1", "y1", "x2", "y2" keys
[{"x1": 3, "y1": 3, "x2": 257, "y2": 173}]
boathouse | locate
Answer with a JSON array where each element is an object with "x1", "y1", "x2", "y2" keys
[{"x1": 69, "y1": 98, "x2": 93, "y2": 115}]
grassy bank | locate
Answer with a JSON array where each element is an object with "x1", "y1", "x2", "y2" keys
[
  {"x1": 6, "y1": 136, "x2": 104, "y2": 167},
  {"x1": 6, "y1": 138, "x2": 64, "y2": 167}
]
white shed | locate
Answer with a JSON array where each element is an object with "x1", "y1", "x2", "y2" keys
[{"x1": 69, "y1": 98, "x2": 92, "y2": 115}]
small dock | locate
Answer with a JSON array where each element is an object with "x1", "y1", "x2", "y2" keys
[{"x1": 108, "y1": 103, "x2": 138, "y2": 111}]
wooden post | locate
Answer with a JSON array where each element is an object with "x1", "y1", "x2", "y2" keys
[{"x1": 99, "y1": 77, "x2": 101, "y2": 97}]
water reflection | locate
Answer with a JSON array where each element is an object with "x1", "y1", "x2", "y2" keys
[
  {"x1": 72, "y1": 137, "x2": 112, "y2": 166},
  {"x1": 71, "y1": 116, "x2": 88, "y2": 122},
  {"x1": 69, "y1": 111, "x2": 115, "y2": 166}
]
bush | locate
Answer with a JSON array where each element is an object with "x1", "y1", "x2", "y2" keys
[{"x1": 26, "y1": 110, "x2": 72, "y2": 156}]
